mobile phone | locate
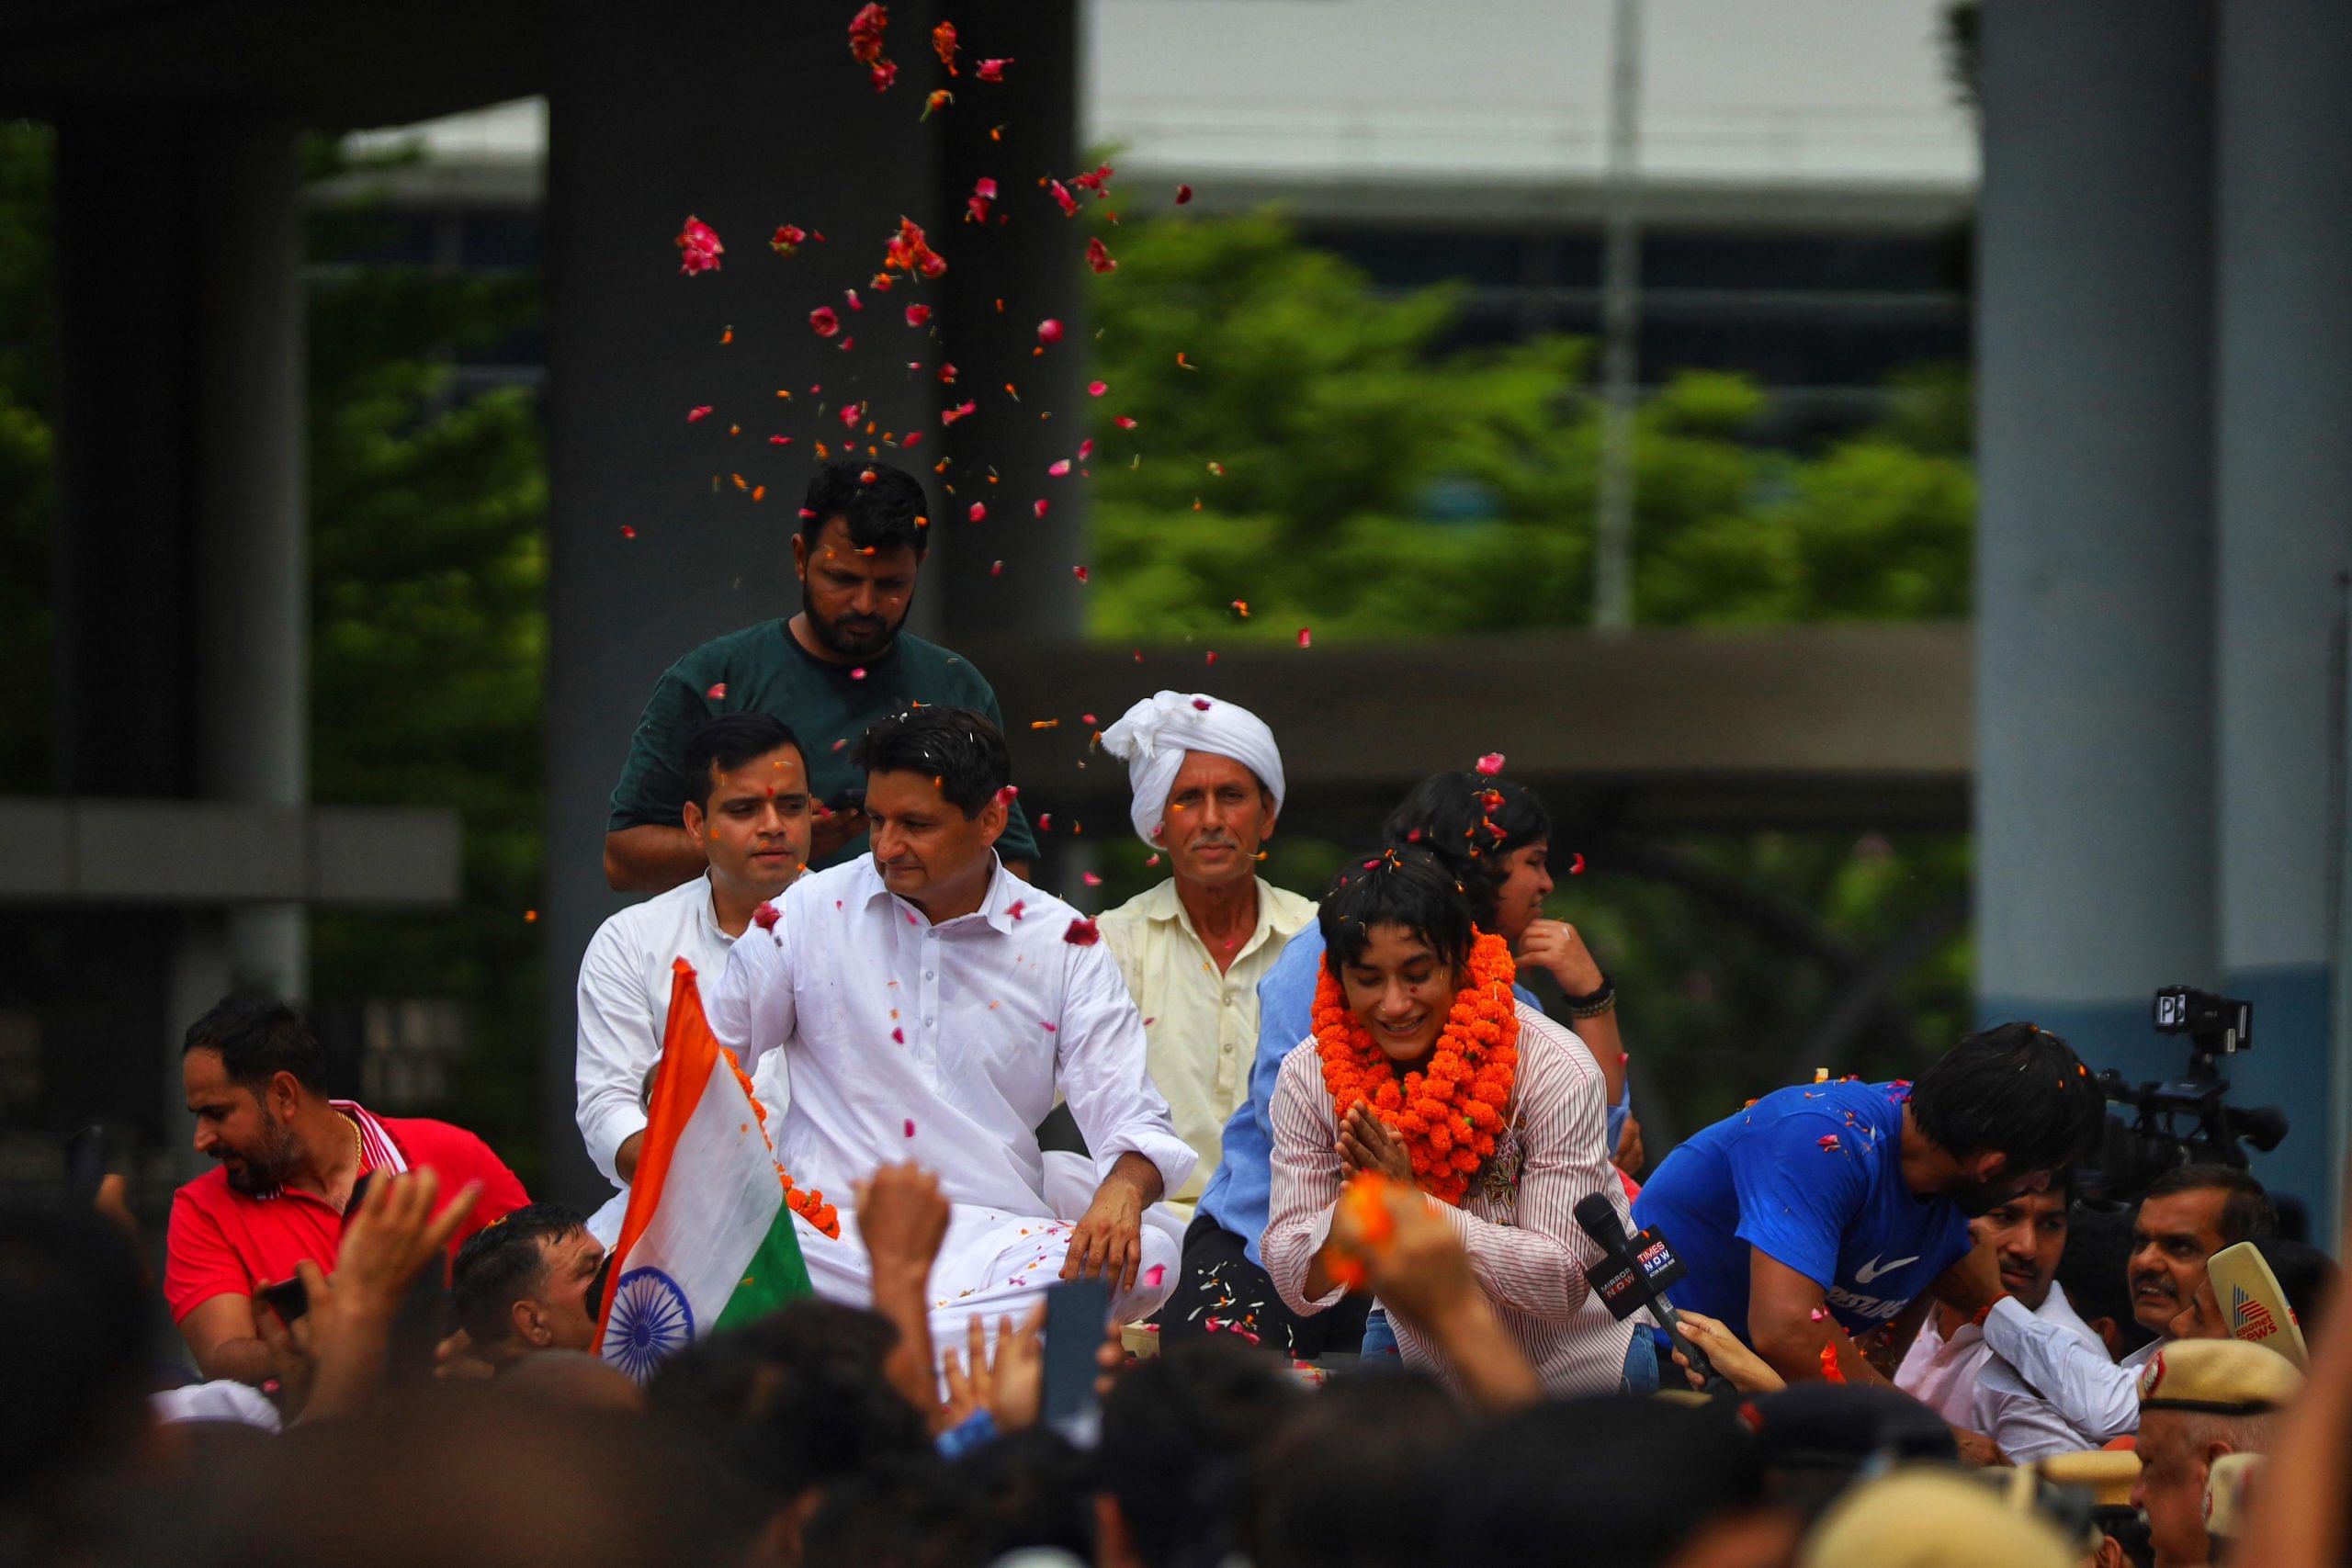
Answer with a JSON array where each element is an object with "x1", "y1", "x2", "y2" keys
[
  {"x1": 259, "y1": 1274, "x2": 309, "y2": 1325},
  {"x1": 1040, "y1": 1276, "x2": 1114, "y2": 1443},
  {"x1": 63, "y1": 1125, "x2": 105, "y2": 1207}
]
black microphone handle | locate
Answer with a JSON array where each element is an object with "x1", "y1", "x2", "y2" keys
[{"x1": 1649, "y1": 1292, "x2": 1737, "y2": 1398}]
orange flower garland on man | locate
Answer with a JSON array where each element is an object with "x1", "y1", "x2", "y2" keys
[{"x1": 1261, "y1": 847, "x2": 1645, "y2": 1397}]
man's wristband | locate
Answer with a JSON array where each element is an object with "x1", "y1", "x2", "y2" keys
[
  {"x1": 1564, "y1": 976, "x2": 1615, "y2": 1018},
  {"x1": 1969, "y1": 1292, "x2": 2011, "y2": 1330}
]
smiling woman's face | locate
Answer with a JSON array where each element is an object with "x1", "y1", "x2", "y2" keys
[{"x1": 1338, "y1": 922, "x2": 1462, "y2": 1065}]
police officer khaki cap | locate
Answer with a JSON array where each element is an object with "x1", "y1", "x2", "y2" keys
[
  {"x1": 1798, "y1": 1467, "x2": 2076, "y2": 1568},
  {"x1": 2135, "y1": 1337, "x2": 2304, "y2": 1416},
  {"x1": 2034, "y1": 1449, "x2": 2140, "y2": 1508}
]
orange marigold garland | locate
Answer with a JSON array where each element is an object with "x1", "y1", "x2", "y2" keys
[
  {"x1": 1312, "y1": 929, "x2": 1520, "y2": 1206},
  {"x1": 724, "y1": 1047, "x2": 840, "y2": 1239}
]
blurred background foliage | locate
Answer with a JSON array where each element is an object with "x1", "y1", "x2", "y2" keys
[{"x1": 0, "y1": 123, "x2": 1974, "y2": 1171}]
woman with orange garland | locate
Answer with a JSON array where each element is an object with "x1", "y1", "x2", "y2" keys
[{"x1": 1262, "y1": 847, "x2": 1645, "y2": 1395}]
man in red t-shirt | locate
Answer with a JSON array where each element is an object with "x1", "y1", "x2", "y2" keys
[{"x1": 165, "y1": 994, "x2": 529, "y2": 1382}]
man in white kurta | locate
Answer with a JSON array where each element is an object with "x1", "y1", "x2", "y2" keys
[
  {"x1": 575, "y1": 714, "x2": 810, "y2": 1242},
  {"x1": 1096, "y1": 692, "x2": 1314, "y2": 1213},
  {"x1": 708, "y1": 705, "x2": 1194, "y2": 1350}
]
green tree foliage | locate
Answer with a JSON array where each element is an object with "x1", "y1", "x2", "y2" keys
[
  {"x1": 1081, "y1": 211, "x2": 1977, "y2": 1132},
  {"x1": 304, "y1": 254, "x2": 548, "y2": 1168}
]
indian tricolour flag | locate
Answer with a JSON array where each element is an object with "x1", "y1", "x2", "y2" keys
[{"x1": 594, "y1": 957, "x2": 811, "y2": 1381}]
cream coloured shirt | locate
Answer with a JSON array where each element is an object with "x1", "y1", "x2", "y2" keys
[{"x1": 1097, "y1": 876, "x2": 1317, "y2": 1206}]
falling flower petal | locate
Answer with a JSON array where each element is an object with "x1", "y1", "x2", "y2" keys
[
  {"x1": 1088, "y1": 380, "x2": 1107, "y2": 397},
  {"x1": 1035, "y1": 499, "x2": 1051, "y2": 519},
  {"x1": 993, "y1": 784, "x2": 1020, "y2": 807},
  {"x1": 1192, "y1": 697, "x2": 1212, "y2": 712},
  {"x1": 1077, "y1": 438, "x2": 1094, "y2": 460},
  {"x1": 676, "y1": 215, "x2": 724, "y2": 275},
  {"x1": 1086, "y1": 236, "x2": 1116, "y2": 274},
  {"x1": 848, "y1": 2, "x2": 888, "y2": 62},
  {"x1": 770, "y1": 224, "x2": 808, "y2": 255},
  {"x1": 968, "y1": 502, "x2": 988, "y2": 522},
  {"x1": 769, "y1": 434, "x2": 792, "y2": 446},
  {"x1": 1175, "y1": 183, "x2": 1193, "y2": 205},
  {"x1": 1817, "y1": 1134, "x2": 1842, "y2": 1153},
  {"x1": 1475, "y1": 752, "x2": 1506, "y2": 775},
  {"x1": 1037, "y1": 318, "x2": 1064, "y2": 344},
  {"x1": 1081, "y1": 872, "x2": 1102, "y2": 886},
  {"x1": 1007, "y1": 898, "x2": 1026, "y2": 920},
  {"x1": 1569, "y1": 852, "x2": 1587, "y2": 875},
  {"x1": 989, "y1": 558, "x2": 1003, "y2": 575},
  {"x1": 922, "y1": 87, "x2": 952, "y2": 119},
  {"x1": 707, "y1": 682, "x2": 729, "y2": 700},
  {"x1": 1114, "y1": 415, "x2": 1138, "y2": 429},
  {"x1": 977, "y1": 56, "x2": 1012, "y2": 82},
  {"x1": 1296, "y1": 627, "x2": 1312, "y2": 649},
  {"x1": 905, "y1": 303, "x2": 932, "y2": 327},
  {"x1": 687, "y1": 405, "x2": 713, "y2": 423},
  {"x1": 1048, "y1": 458, "x2": 1070, "y2": 477},
  {"x1": 1063, "y1": 917, "x2": 1101, "y2": 946},
  {"x1": 851, "y1": 667, "x2": 867, "y2": 681},
  {"x1": 941, "y1": 400, "x2": 978, "y2": 424},
  {"x1": 620, "y1": 525, "x2": 637, "y2": 539},
  {"x1": 809, "y1": 306, "x2": 841, "y2": 338},
  {"x1": 1048, "y1": 180, "x2": 1079, "y2": 217}
]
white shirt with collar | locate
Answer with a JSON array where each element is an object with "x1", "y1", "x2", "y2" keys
[
  {"x1": 710, "y1": 852, "x2": 1195, "y2": 1220},
  {"x1": 708, "y1": 853, "x2": 1194, "y2": 1339},
  {"x1": 1097, "y1": 875, "x2": 1316, "y2": 1207},
  {"x1": 1894, "y1": 1280, "x2": 2098, "y2": 1429},
  {"x1": 575, "y1": 874, "x2": 791, "y2": 1190}
]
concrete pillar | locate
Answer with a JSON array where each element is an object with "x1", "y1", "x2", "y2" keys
[
  {"x1": 933, "y1": 0, "x2": 1085, "y2": 643},
  {"x1": 2213, "y1": 1, "x2": 2352, "y2": 1212},
  {"x1": 544, "y1": 0, "x2": 963, "y2": 1202},
  {"x1": 1974, "y1": 5, "x2": 2218, "y2": 1068},
  {"x1": 192, "y1": 117, "x2": 309, "y2": 1006}
]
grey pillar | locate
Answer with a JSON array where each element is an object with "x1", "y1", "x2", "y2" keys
[
  {"x1": 1974, "y1": 4, "x2": 2218, "y2": 1061},
  {"x1": 544, "y1": 0, "x2": 956, "y2": 1203},
  {"x1": 2214, "y1": 1, "x2": 2352, "y2": 1212},
  {"x1": 192, "y1": 117, "x2": 309, "y2": 1005},
  {"x1": 933, "y1": 0, "x2": 1085, "y2": 644}
]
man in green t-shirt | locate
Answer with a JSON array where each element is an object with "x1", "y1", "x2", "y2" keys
[{"x1": 604, "y1": 458, "x2": 1039, "y2": 891}]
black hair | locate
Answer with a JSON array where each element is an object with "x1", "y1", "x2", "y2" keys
[
  {"x1": 1317, "y1": 845, "x2": 1477, "y2": 983},
  {"x1": 1434, "y1": 1395, "x2": 1766, "y2": 1567},
  {"x1": 1099, "y1": 1340, "x2": 1306, "y2": 1568},
  {"x1": 948, "y1": 1427, "x2": 1097, "y2": 1563},
  {"x1": 1741, "y1": 1383, "x2": 1952, "y2": 1525},
  {"x1": 801, "y1": 1453, "x2": 967, "y2": 1568},
  {"x1": 181, "y1": 993, "x2": 326, "y2": 1093},
  {"x1": 1254, "y1": 1374, "x2": 1465, "y2": 1568},
  {"x1": 801, "y1": 457, "x2": 931, "y2": 558},
  {"x1": 853, "y1": 705, "x2": 1011, "y2": 818},
  {"x1": 647, "y1": 1298, "x2": 929, "y2": 1506},
  {"x1": 1907, "y1": 1021, "x2": 2105, "y2": 1177},
  {"x1": 0, "y1": 1205, "x2": 151, "y2": 1508},
  {"x1": 2054, "y1": 1202, "x2": 2151, "y2": 1353},
  {"x1": 684, "y1": 712, "x2": 805, "y2": 815},
  {"x1": 450, "y1": 1202, "x2": 588, "y2": 1345},
  {"x1": 1381, "y1": 772, "x2": 1550, "y2": 931},
  {"x1": 2143, "y1": 1163, "x2": 2280, "y2": 1247}
]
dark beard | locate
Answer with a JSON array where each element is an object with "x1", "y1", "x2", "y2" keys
[
  {"x1": 220, "y1": 1121, "x2": 298, "y2": 1194},
  {"x1": 802, "y1": 581, "x2": 900, "y2": 659}
]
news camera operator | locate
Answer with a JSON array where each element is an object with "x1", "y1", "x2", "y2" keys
[{"x1": 1631, "y1": 1023, "x2": 2106, "y2": 1392}]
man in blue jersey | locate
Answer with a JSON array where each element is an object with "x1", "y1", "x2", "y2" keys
[{"x1": 1633, "y1": 1023, "x2": 2104, "y2": 1386}]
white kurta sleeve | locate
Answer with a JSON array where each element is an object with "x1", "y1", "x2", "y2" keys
[
  {"x1": 1973, "y1": 1359, "x2": 2104, "y2": 1461},
  {"x1": 1978, "y1": 1297, "x2": 2142, "y2": 1443},
  {"x1": 575, "y1": 922, "x2": 656, "y2": 1186},
  {"x1": 1054, "y1": 939, "x2": 1197, "y2": 1199},
  {"x1": 707, "y1": 905, "x2": 797, "y2": 1078}
]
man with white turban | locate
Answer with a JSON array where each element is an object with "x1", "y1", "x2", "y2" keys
[{"x1": 1097, "y1": 692, "x2": 1316, "y2": 1215}]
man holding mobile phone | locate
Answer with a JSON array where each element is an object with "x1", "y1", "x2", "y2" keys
[
  {"x1": 166, "y1": 997, "x2": 529, "y2": 1383},
  {"x1": 602, "y1": 459, "x2": 1037, "y2": 890}
]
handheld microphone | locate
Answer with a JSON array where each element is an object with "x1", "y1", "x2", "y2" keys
[{"x1": 1573, "y1": 1192, "x2": 1736, "y2": 1396}]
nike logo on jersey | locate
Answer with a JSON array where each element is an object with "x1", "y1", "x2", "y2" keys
[{"x1": 1853, "y1": 1253, "x2": 1920, "y2": 1285}]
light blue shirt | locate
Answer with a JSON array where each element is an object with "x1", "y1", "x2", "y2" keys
[{"x1": 1195, "y1": 925, "x2": 1626, "y2": 1266}]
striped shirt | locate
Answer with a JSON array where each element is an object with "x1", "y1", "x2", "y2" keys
[{"x1": 1262, "y1": 1002, "x2": 1637, "y2": 1396}]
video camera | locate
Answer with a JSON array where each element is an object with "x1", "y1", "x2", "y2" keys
[{"x1": 2084, "y1": 987, "x2": 2287, "y2": 1204}]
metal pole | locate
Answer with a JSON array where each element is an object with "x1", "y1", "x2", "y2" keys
[{"x1": 1593, "y1": 0, "x2": 1644, "y2": 632}]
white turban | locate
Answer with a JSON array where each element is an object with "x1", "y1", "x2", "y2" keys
[{"x1": 1098, "y1": 691, "x2": 1285, "y2": 851}]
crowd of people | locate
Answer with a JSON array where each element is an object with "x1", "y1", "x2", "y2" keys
[{"x1": 13, "y1": 458, "x2": 2352, "y2": 1567}]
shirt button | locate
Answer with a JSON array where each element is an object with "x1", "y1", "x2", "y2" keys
[
  {"x1": 925, "y1": 1017, "x2": 936, "y2": 1027},
  {"x1": 924, "y1": 971, "x2": 934, "y2": 980}
]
